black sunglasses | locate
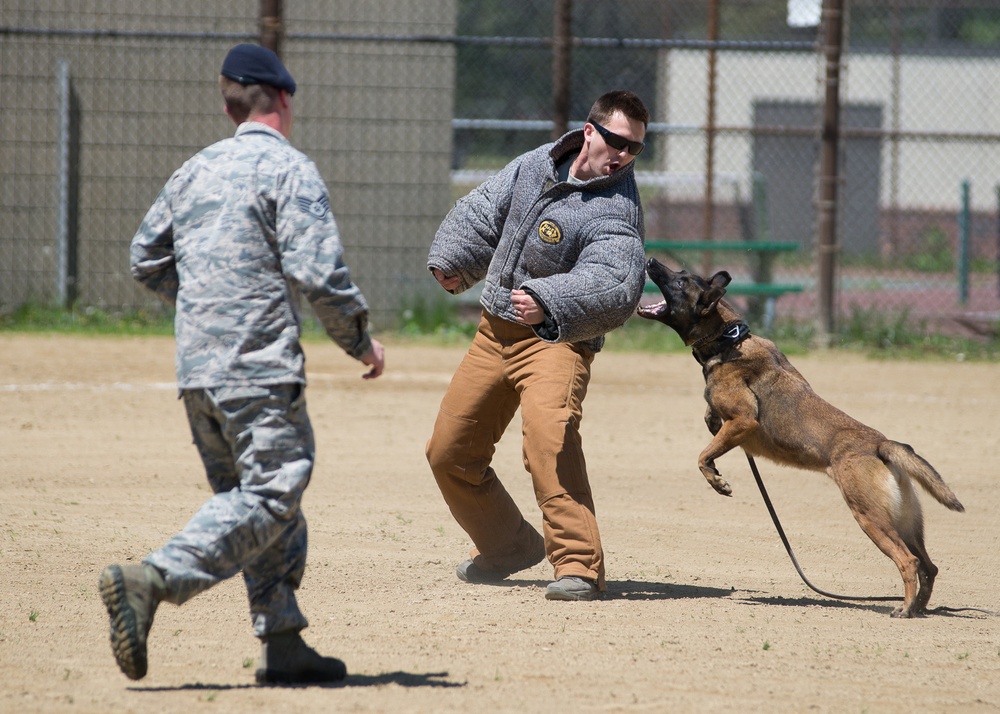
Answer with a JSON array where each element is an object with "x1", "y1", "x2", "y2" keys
[{"x1": 589, "y1": 120, "x2": 645, "y2": 156}]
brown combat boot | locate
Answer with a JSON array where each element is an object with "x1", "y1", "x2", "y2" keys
[
  {"x1": 98, "y1": 563, "x2": 166, "y2": 680},
  {"x1": 255, "y1": 631, "x2": 347, "y2": 685}
]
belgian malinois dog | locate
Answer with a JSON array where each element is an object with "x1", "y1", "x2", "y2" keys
[{"x1": 638, "y1": 258, "x2": 964, "y2": 617}]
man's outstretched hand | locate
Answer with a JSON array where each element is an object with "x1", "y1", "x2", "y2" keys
[{"x1": 361, "y1": 339, "x2": 385, "y2": 380}]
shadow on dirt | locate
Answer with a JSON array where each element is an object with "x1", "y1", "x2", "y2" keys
[
  {"x1": 483, "y1": 578, "x2": 736, "y2": 601},
  {"x1": 605, "y1": 579, "x2": 736, "y2": 601},
  {"x1": 738, "y1": 594, "x2": 892, "y2": 615},
  {"x1": 132, "y1": 670, "x2": 466, "y2": 691},
  {"x1": 346, "y1": 671, "x2": 466, "y2": 688},
  {"x1": 745, "y1": 595, "x2": 994, "y2": 618}
]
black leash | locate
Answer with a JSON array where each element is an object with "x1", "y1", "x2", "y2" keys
[{"x1": 746, "y1": 453, "x2": 995, "y2": 616}]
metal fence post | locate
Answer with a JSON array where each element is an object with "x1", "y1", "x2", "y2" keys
[
  {"x1": 551, "y1": 0, "x2": 572, "y2": 140},
  {"x1": 55, "y1": 59, "x2": 77, "y2": 309},
  {"x1": 959, "y1": 179, "x2": 970, "y2": 305}
]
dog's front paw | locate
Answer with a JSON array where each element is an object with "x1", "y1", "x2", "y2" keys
[{"x1": 699, "y1": 463, "x2": 732, "y2": 496}]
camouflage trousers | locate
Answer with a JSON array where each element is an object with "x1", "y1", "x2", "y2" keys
[{"x1": 146, "y1": 382, "x2": 314, "y2": 638}]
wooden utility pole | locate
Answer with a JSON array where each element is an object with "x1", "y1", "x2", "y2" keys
[
  {"x1": 259, "y1": 0, "x2": 283, "y2": 55},
  {"x1": 816, "y1": 0, "x2": 845, "y2": 343},
  {"x1": 552, "y1": 0, "x2": 572, "y2": 139},
  {"x1": 701, "y1": 0, "x2": 719, "y2": 275}
]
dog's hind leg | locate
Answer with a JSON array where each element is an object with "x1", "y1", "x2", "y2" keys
[
  {"x1": 830, "y1": 454, "x2": 927, "y2": 618},
  {"x1": 880, "y1": 449, "x2": 942, "y2": 613},
  {"x1": 907, "y1": 534, "x2": 938, "y2": 615},
  {"x1": 885, "y1": 460, "x2": 939, "y2": 614},
  {"x1": 896, "y1": 490, "x2": 938, "y2": 615}
]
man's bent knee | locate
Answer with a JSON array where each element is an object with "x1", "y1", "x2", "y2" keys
[{"x1": 426, "y1": 411, "x2": 484, "y2": 486}]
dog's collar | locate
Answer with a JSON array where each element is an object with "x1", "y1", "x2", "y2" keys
[{"x1": 691, "y1": 320, "x2": 751, "y2": 366}]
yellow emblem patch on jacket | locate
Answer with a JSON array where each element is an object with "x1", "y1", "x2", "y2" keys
[{"x1": 538, "y1": 220, "x2": 562, "y2": 244}]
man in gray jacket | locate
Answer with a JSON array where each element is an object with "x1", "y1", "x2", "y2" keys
[
  {"x1": 426, "y1": 90, "x2": 649, "y2": 601},
  {"x1": 99, "y1": 44, "x2": 384, "y2": 684}
]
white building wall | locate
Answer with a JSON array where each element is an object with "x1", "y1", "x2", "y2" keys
[{"x1": 659, "y1": 49, "x2": 1000, "y2": 211}]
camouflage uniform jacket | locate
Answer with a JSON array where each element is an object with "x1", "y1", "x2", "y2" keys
[
  {"x1": 427, "y1": 129, "x2": 645, "y2": 353},
  {"x1": 131, "y1": 121, "x2": 372, "y2": 388}
]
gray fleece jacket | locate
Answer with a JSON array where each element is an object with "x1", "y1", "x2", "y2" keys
[{"x1": 428, "y1": 129, "x2": 646, "y2": 353}]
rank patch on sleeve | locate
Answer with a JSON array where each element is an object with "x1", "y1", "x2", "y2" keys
[
  {"x1": 297, "y1": 194, "x2": 330, "y2": 219},
  {"x1": 538, "y1": 220, "x2": 562, "y2": 244}
]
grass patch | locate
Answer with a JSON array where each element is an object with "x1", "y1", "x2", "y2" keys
[
  {"x1": 395, "y1": 295, "x2": 478, "y2": 343},
  {"x1": 610, "y1": 308, "x2": 998, "y2": 361},
  {"x1": 3, "y1": 300, "x2": 997, "y2": 361},
  {"x1": 832, "y1": 306, "x2": 1000, "y2": 360},
  {"x1": 0, "y1": 303, "x2": 174, "y2": 335},
  {"x1": 603, "y1": 317, "x2": 687, "y2": 353}
]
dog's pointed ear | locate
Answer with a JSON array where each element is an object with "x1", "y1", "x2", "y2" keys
[
  {"x1": 710, "y1": 270, "x2": 732, "y2": 289},
  {"x1": 701, "y1": 271, "x2": 731, "y2": 314}
]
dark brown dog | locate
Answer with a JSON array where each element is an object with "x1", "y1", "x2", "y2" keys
[{"x1": 637, "y1": 258, "x2": 964, "y2": 617}]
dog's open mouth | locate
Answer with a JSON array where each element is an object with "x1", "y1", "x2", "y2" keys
[{"x1": 636, "y1": 301, "x2": 666, "y2": 319}]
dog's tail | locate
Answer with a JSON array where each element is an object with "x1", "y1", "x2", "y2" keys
[{"x1": 878, "y1": 440, "x2": 965, "y2": 512}]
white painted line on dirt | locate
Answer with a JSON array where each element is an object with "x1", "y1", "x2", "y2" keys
[
  {"x1": 0, "y1": 382, "x2": 177, "y2": 392},
  {"x1": 307, "y1": 372, "x2": 453, "y2": 385},
  {"x1": 1, "y1": 373, "x2": 454, "y2": 392}
]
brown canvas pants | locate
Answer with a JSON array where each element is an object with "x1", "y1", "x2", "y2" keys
[{"x1": 426, "y1": 311, "x2": 604, "y2": 589}]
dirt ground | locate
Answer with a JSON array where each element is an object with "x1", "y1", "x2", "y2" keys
[{"x1": 2, "y1": 332, "x2": 998, "y2": 713}]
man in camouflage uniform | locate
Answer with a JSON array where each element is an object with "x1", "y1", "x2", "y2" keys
[
  {"x1": 426, "y1": 90, "x2": 649, "y2": 602},
  {"x1": 99, "y1": 43, "x2": 385, "y2": 685}
]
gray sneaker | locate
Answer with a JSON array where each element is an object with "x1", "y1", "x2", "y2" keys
[
  {"x1": 98, "y1": 563, "x2": 165, "y2": 680},
  {"x1": 255, "y1": 631, "x2": 347, "y2": 685},
  {"x1": 544, "y1": 576, "x2": 599, "y2": 601},
  {"x1": 456, "y1": 548, "x2": 546, "y2": 584}
]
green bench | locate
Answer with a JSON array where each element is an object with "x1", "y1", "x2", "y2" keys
[{"x1": 643, "y1": 239, "x2": 804, "y2": 329}]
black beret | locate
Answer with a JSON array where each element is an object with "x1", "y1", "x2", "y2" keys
[{"x1": 220, "y1": 43, "x2": 296, "y2": 95}]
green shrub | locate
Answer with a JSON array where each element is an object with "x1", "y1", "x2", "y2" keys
[
  {"x1": 906, "y1": 227, "x2": 953, "y2": 273},
  {"x1": 396, "y1": 296, "x2": 477, "y2": 342}
]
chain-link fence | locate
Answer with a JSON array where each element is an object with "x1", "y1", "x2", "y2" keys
[
  {"x1": 0, "y1": 1, "x2": 455, "y2": 330},
  {"x1": 3, "y1": 1, "x2": 1000, "y2": 337}
]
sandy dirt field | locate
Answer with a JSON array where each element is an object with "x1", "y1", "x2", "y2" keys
[{"x1": 2, "y1": 332, "x2": 998, "y2": 713}]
